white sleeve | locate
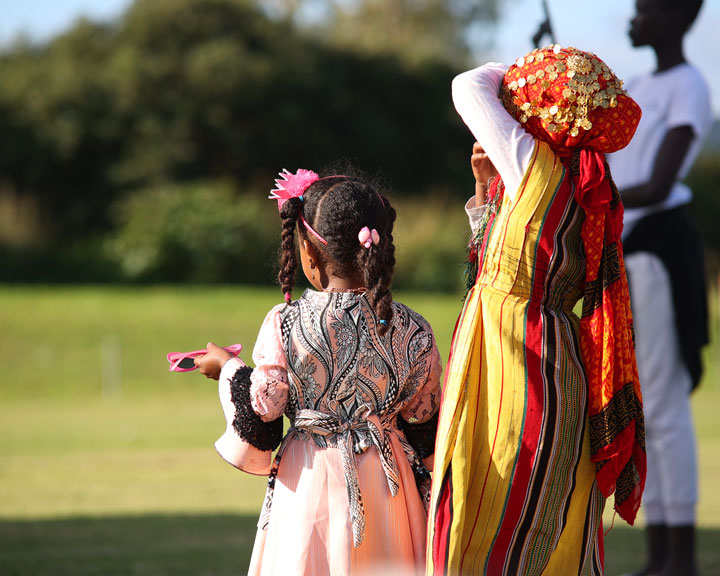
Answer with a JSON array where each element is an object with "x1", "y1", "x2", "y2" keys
[
  {"x1": 465, "y1": 196, "x2": 487, "y2": 235},
  {"x1": 452, "y1": 63, "x2": 536, "y2": 201},
  {"x1": 666, "y1": 67, "x2": 713, "y2": 142}
]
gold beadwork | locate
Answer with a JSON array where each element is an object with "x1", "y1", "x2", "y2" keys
[{"x1": 501, "y1": 45, "x2": 629, "y2": 139}]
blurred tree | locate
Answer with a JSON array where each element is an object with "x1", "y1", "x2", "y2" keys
[
  {"x1": 259, "y1": 0, "x2": 500, "y2": 68},
  {"x1": 0, "y1": 19, "x2": 120, "y2": 241},
  {"x1": 106, "y1": 180, "x2": 279, "y2": 283},
  {"x1": 687, "y1": 152, "x2": 720, "y2": 278},
  {"x1": 0, "y1": 0, "x2": 501, "y2": 283}
]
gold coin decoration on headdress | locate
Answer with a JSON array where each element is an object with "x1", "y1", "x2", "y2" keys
[{"x1": 501, "y1": 45, "x2": 641, "y2": 158}]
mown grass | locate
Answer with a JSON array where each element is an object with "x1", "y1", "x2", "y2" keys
[{"x1": 1, "y1": 285, "x2": 719, "y2": 575}]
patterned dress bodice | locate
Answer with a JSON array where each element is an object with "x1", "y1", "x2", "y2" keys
[{"x1": 278, "y1": 290, "x2": 439, "y2": 443}]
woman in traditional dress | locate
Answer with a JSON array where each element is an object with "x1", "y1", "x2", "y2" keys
[{"x1": 427, "y1": 46, "x2": 647, "y2": 575}]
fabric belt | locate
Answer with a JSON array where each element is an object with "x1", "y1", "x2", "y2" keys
[{"x1": 258, "y1": 403, "x2": 400, "y2": 547}]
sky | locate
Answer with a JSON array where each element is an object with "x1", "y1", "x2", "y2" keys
[
  {"x1": 488, "y1": 0, "x2": 720, "y2": 117},
  {"x1": 1, "y1": 0, "x2": 718, "y2": 116}
]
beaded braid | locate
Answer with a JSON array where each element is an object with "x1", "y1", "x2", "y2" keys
[
  {"x1": 359, "y1": 195, "x2": 396, "y2": 336},
  {"x1": 277, "y1": 197, "x2": 303, "y2": 303}
]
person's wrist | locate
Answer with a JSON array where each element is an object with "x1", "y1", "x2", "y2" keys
[
  {"x1": 219, "y1": 355, "x2": 239, "y2": 374},
  {"x1": 475, "y1": 181, "x2": 488, "y2": 204}
]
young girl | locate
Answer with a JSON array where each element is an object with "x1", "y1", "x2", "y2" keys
[{"x1": 195, "y1": 168, "x2": 442, "y2": 576}]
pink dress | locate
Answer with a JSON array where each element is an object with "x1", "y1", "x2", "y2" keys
[{"x1": 215, "y1": 290, "x2": 442, "y2": 576}]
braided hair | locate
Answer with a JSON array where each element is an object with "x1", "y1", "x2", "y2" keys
[{"x1": 277, "y1": 172, "x2": 396, "y2": 335}]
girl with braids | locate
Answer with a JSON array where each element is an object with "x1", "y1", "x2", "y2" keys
[{"x1": 194, "y1": 168, "x2": 442, "y2": 576}]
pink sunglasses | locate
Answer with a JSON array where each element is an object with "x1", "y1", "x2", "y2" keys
[{"x1": 167, "y1": 344, "x2": 243, "y2": 372}]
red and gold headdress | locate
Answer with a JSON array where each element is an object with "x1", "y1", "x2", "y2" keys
[{"x1": 501, "y1": 45, "x2": 640, "y2": 159}]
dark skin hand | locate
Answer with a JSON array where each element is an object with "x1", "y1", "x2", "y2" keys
[
  {"x1": 195, "y1": 342, "x2": 233, "y2": 380},
  {"x1": 470, "y1": 141, "x2": 498, "y2": 206}
]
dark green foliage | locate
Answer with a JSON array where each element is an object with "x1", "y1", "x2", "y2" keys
[
  {"x1": 687, "y1": 152, "x2": 720, "y2": 277},
  {"x1": 106, "y1": 181, "x2": 279, "y2": 283},
  {"x1": 0, "y1": 0, "x2": 471, "y2": 258}
]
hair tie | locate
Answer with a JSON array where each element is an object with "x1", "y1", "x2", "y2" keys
[
  {"x1": 358, "y1": 226, "x2": 380, "y2": 249},
  {"x1": 379, "y1": 319, "x2": 388, "y2": 326},
  {"x1": 284, "y1": 292, "x2": 292, "y2": 304}
]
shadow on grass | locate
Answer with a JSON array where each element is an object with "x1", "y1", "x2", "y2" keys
[
  {"x1": 0, "y1": 514, "x2": 258, "y2": 576},
  {"x1": 1, "y1": 516, "x2": 719, "y2": 575},
  {"x1": 603, "y1": 524, "x2": 720, "y2": 576}
]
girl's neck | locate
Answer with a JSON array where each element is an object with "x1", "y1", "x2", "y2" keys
[{"x1": 321, "y1": 275, "x2": 366, "y2": 292}]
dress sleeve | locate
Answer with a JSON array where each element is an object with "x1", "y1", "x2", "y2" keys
[
  {"x1": 665, "y1": 67, "x2": 713, "y2": 141},
  {"x1": 452, "y1": 63, "x2": 536, "y2": 201},
  {"x1": 214, "y1": 306, "x2": 287, "y2": 475},
  {"x1": 250, "y1": 305, "x2": 290, "y2": 422},
  {"x1": 398, "y1": 333, "x2": 442, "y2": 467},
  {"x1": 465, "y1": 196, "x2": 488, "y2": 234}
]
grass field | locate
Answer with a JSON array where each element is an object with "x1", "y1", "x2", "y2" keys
[{"x1": 1, "y1": 285, "x2": 719, "y2": 575}]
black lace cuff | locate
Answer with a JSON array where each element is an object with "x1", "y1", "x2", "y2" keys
[
  {"x1": 398, "y1": 412, "x2": 438, "y2": 459},
  {"x1": 229, "y1": 366, "x2": 283, "y2": 452}
]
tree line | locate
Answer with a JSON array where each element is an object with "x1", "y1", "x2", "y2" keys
[
  {"x1": 1, "y1": 0, "x2": 718, "y2": 287},
  {"x1": 0, "y1": 0, "x2": 498, "y2": 285}
]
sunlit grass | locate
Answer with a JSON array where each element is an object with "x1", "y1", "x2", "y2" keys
[{"x1": 0, "y1": 284, "x2": 718, "y2": 574}]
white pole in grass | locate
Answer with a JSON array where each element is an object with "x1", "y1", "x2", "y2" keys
[{"x1": 102, "y1": 336, "x2": 122, "y2": 399}]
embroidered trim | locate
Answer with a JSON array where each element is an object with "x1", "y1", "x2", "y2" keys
[
  {"x1": 581, "y1": 242, "x2": 622, "y2": 317},
  {"x1": 588, "y1": 380, "x2": 645, "y2": 455},
  {"x1": 614, "y1": 455, "x2": 643, "y2": 508},
  {"x1": 229, "y1": 366, "x2": 283, "y2": 452}
]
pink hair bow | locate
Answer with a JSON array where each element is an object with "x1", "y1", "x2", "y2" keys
[
  {"x1": 358, "y1": 226, "x2": 380, "y2": 248},
  {"x1": 269, "y1": 169, "x2": 319, "y2": 211}
]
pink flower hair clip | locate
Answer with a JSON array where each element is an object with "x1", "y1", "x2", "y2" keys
[
  {"x1": 268, "y1": 169, "x2": 319, "y2": 211},
  {"x1": 358, "y1": 226, "x2": 380, "y2": 248}
]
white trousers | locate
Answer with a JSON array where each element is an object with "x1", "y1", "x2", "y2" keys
[{"x1": 625, "y1": 252, "x2": 698, "y2": 526}]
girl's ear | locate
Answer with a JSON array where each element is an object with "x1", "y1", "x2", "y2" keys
[{"x1": 302, "y1": 238, "x2": 318, "y2": 268}]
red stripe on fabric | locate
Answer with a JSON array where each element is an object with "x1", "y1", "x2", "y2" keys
[
  {"x1": 486, "y1": 302, "x2": 544, "y2": 572},
  {"x1": 486, "y1": 161, "x2": 569, "y2": 570},
  {"x1": 457, "y1": 153, "x2": 546, "y2": 570},
  {"x1": 531, "y1": 156, "x2": 565, "y2": 301},
  {"x1": 432, "y1": 472, "x2": 454, "y2": 575},
  {"x1": 459, "y1": 291, "x2": 510, "y2": 574},
  {"x1": 431, "y1": 295, "x2": 472, "y2": 574}
]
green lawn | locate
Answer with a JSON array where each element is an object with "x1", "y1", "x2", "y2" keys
[{"x1": 1, "y1": 285, "x2": 718, "y2": 575}]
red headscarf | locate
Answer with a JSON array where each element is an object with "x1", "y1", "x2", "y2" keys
[{"x1": 502, "y1": 45, "x2": 646, "y2": 524}]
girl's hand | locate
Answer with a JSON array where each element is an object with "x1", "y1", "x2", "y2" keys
[
  {"x1": 194, "y1": 342, "x2": 233, "y2": 380},
  {"x1": 471, "y1": 142, "x2": 498, "y2": 206}
]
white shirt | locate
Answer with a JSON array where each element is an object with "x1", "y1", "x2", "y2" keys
[{"x1": 606, "y1": 63, "x2": 713, "y2": 236}]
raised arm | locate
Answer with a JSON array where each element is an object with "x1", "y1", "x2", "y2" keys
[{"x1": 452, "y1": 63, "x2": 535, "y2": 200}]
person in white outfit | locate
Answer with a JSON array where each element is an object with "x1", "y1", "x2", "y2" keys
[{"x1": 607, "y1": 1, "x2": 712, "y2": 574}]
